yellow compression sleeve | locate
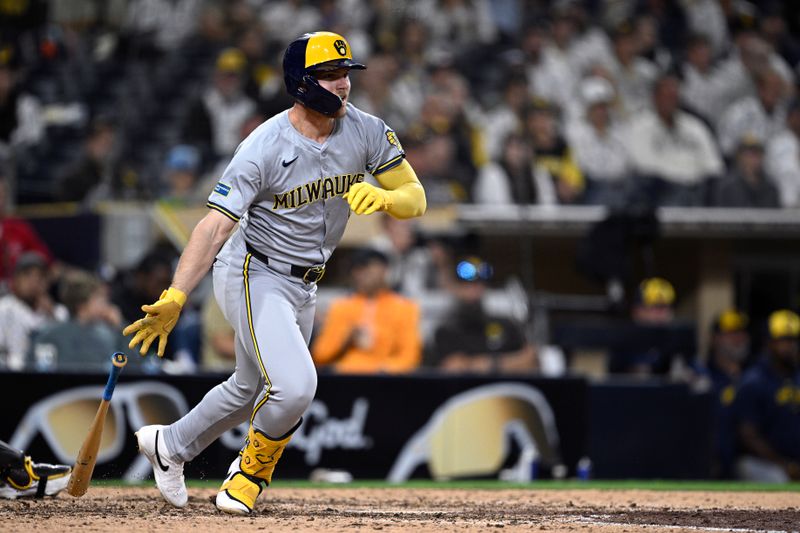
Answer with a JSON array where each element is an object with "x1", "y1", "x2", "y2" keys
[{"x1": 374, "y1": 159, "x2": 427, "y2": 219}]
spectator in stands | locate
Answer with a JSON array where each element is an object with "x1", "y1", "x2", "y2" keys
[
  {"x1": 0, "y1": 170, "x2": 53, "y2": 291},
  {"x1": 0, "y1": 253, "x2": 65, "y2": 371},
  {"x1": 626, "y1": 73, "x2": 723, "y2": 206},
  {"x1": 473, "y1": 133, "x2": 536, "y2": 205},
  {"x1": 430, "y1": 256, "x2": 537, "y2": 374},
  {"x1": 414, "y1": 0, "x2": 497, "y2": 59},
  {"x1": 368, "y1": 214, "x2": 443, "y2": 297},
  {"x1": 733, "y1": 309, "x2": 800, "y2": 483},
  {"x1": 57, "y1": 118, "x2": 131, "y2": 202},
  {"x1": 598, "y1": 21, "x2": 659, "y2": 119},
  {"x1": 525, "y1": 99, "x2": 584, "y2": 205},
  {"x1": 765, "y1": 99, "x2": 800, "y2": 208},
  {"x1": 714, "y1": 135, "x2": 779, "y2": 208},
  {"x1": 522, "y1": 22, "x2": 575, "y2": 114},
  {"x1": 705, "y1": 309, "x2": 751, "y2": 479},
  {"x1": 717, "y1": 68, "x2": 790, "y2": 157},
  {"x1": 680, "y1": 33, "x2": 728, "y2": 125},
  {"x1": 0, "y1": 52, "x2": 43, "y2": 150},
  {"x1": 312, "y1": 249, "x2": 422, "y2": 374},
  {"x1": 161, "y1": 145, "x2": 202, "y2": 206},
  {"x1": 482, "y1": 74, "x2": 528, "y2": 162},
  {"x1": 565, "y1": 76, "x2": 633, "y2": 207},
  {"x1": 29, "y1": 270, "x2": 129, "y2": 372},
  {"x1": 122, "y1": 0, "x2": 202, "y2": 57},
  {"x1": 111, "y1": 249, "x2": 174, "y2": 326},
  {"x1": 182, "y1": 48, "x2": 257, "y2": 160},
  {"x1": 349, "y1": 53, "x2": 406, "y2": 136}
]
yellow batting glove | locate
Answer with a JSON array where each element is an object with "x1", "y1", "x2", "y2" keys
[
  {"x1": 122, "y1": 287, "x2": 187, "y2": 357},
  {"x1": 343, "y1": 182, "x2": 392, "y2": 215}
]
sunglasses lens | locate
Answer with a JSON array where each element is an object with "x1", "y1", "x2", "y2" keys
[
  {"x1": 46, "y1": 399, "x2": 117, "y2": 458},
  {"x1": 428, "y1": 397, "x2": 544, "y2": 479},
  {"x1": 135, "y1": 394, "x2": 183, "y2": 425}
]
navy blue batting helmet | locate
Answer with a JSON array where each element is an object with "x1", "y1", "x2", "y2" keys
[{"x1": 283, "y1": 32, "x2": 366, "y2": 116}]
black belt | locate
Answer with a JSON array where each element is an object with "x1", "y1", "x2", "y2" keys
[{"x1": 245, "y1": 243, "x2": 326, "y2": 284}]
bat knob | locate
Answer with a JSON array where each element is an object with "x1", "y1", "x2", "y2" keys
[{"x1": 112, "y1": 352, "x2": 128, "y2": 368}]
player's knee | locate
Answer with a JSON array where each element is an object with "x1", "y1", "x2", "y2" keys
[{"x1": 282, "y1": 372, "x2": 317, "y2": 413}]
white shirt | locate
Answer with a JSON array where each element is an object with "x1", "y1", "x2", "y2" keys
[
  {"x1": 566, "y1": 120, "x2": 632, "y2": 182},
  {"x1": 203, "y1": 89, "x2": 257, "y2": 157},
  {"x1": 527, "y1": 47, "x2": 577, "y2": 111},
  {"x1": 717, "y1": 96, "x2": 787, "y2": 156},
  {"x1": 0, "y1": 295, "x2": 65, "y2": 371},
  {"x1": 598, "y1": 55, "x2": 659, "y2": 118},
  {"x1": 625, "y1": 110, "x2": 724, "y2": 185},
  {"x1": 765, "y1": 129, "x2": 800, "y2": 208}
]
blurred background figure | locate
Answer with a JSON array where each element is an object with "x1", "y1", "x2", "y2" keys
[
  {"x1": 608, "y1": 277, "x2": 692, "y2": 377},
  {"x1": 765, "y1": 99, "x2": 800, "y2": 208},
  {"x1": 0, "y1": 252, "x2": 65, "y2": 371},
  {"x1": 312, "y1": 249, "x2": 422, "y2": 374},
  {"x1": 429, "y1": 257, "x2": 537, "y2": 374},
  {"x1": 182, "y1": 47, "x2": 256, "y2": 162},
  {"x1": 160, "y1": 144, "x2": 202, "y2": 205},
  {"x1": 111, "y1": 248, "x2": 174, "y2": 326},
  {"x1": 368, "y1": 214, "x2": 442, "y2": 297},
  {"x1": 566, "y1": 76, "x2": 633, "y2": 207},
  {"x1": 200, "y1": 296, "x2": 235, "y2": 373},
  {"x1": 524, "y1": 99, "x2": 584, "y2": 205},
  {"x1": 57, "y1": 118, "x2": 139, "y2": 203},
  {"x1": 0, "y1": 169, "x2": 53, "y2": 291},
  {"x1": 733, "y1": 309, "x2": 800, "y2": 483},
  {"x1": 30, "y1": 269, "x2": 128, "y2": 372},
  {"x1": 626, "y1": 74, "x2": 723, "y2": 207},
  {"x1": 714, "y1": 135, "x2": 779, "y2": 208},
  {"x1": 704, "y1": 309, "x2": 751, "y2": 479}
]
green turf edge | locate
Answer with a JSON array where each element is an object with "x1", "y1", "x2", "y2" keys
[{"x1": 91, "y1": 479, "x2": 800, "y2": 492}]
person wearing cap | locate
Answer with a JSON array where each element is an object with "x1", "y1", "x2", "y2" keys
[
  {"x1": 732, "y1": 309, "x2": 800, "y2": 482},
  {"x1": 161, "y1": 145, "x2": 202, "y2": 205},
  {"x1": 312, "y1": 248, "x2": 421, "y2": 374},
  {"x1": 565, "y1": 76, "x2": 633, "y2": 207},
  {"x1": 430, "y1": 257, "x2": 537, "y2": 374},
  {"x1": 608, "y1": 277, "x2": 687, "y2": 375},
  {"x1": 182, "y1": 47, "x2": 257, "y2": 159},
  {"x1": 714, "y1": 134, "x2": 779, "y2": 208},
  {"x1": 704, "y1": 309, "x2": 751, "y2": 478},
  {"x1": 0, "y1": 252, "x2": 66, "y2": 371}
]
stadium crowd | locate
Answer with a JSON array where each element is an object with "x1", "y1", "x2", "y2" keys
[{"x1": 0, "y1": 0, "x2": 799, "y2": 481}]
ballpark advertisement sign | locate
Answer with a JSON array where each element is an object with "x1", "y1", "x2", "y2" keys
[{"x1": 2, "y1": 372, "x2": 588, "y2": 481}]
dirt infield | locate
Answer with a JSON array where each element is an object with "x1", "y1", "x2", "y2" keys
[{"x1": 2, "y1": 487, "x2": 799, "y2": 532}]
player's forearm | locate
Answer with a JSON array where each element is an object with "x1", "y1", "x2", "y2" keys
[
  {"x1": 377, "y1": 160, "x2": 426, "y2": 219},
  {"x1": 385, "y1": 182, "x2": 427, "y2": 219},
  {"x1": 171, "y1": 212, "x2": 234, "y2": 295}
]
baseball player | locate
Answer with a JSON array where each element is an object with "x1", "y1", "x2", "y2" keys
[{"x1": 123, "y1": 32, "x2": 426, "y2": 514}]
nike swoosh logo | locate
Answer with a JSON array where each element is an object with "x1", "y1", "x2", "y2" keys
[
  {"x1": 282, "y1": 156, "x2": 299, "y2": 167},
  {"x1": 155, "y1": 430, "x2": 169, "y2": 472}
]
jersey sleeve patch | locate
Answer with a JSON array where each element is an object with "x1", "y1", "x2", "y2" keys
[
  {"x1": 386, "y1": 130, "x2": 404, "y2": 154},
  {"x1": 213, "y1": 182, "x2": 232, "y2": 196}
]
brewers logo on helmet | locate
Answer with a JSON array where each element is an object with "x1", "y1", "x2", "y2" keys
[{"x1": 283, "y1": 32, "x2": 366, "y2": 116}]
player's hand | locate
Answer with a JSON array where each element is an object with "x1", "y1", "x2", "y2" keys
[
  {"x1": 343, "y1": 182, "x2": 392, "y2": 215},
  {"x1": 122, "y1": 287, "x2": 187, "y2": 357}
]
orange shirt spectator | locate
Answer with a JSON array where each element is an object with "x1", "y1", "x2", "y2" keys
[{"x1": 312, "y1": 249, "x2": 421, "y2": 374}]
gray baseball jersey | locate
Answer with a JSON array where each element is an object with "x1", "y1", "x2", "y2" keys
[
  {"x1": 206, "y1": 104, "x2": 405, "y2": 265},
  {"x1": 162, "y1": 104, "x2": 406, "y2": 462}
]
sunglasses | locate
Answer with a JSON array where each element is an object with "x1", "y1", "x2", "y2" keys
[
  {"x1": 388, "y1": 383, "x2": 559, "y2": 481},
  {"x1": 9, "y1": 382, "x2": 189, "y2": 480}
]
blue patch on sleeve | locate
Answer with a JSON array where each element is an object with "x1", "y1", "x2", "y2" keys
[{"x1": 214, "y1": 182, "x2": 231, "y2": 196}]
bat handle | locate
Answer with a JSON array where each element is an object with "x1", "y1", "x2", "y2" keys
[{"x1": 103, "y1": 352, "x2": 127, "y2": 401}]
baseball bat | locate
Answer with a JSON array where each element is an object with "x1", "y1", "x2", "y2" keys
[{"x1": 66, "y1": 352, "x2": 128, "y2": 497}]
